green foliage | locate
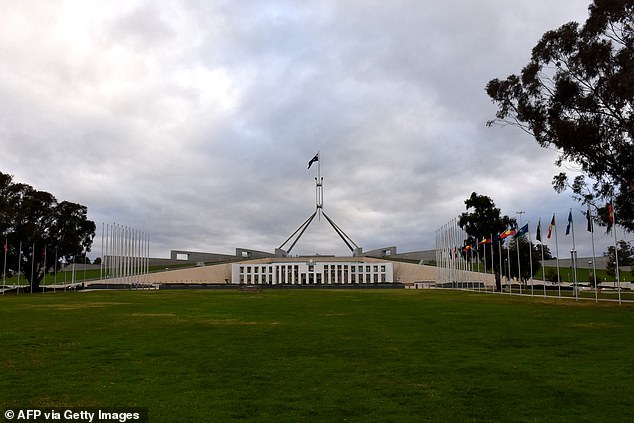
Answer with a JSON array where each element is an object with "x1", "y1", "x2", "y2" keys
[
  {"x1": 1, "y1": 290, "x2": 633, "y2": 422},
  {"x1": 458, "y1": 192, "x2": 516, "y2": 291},
  {"x1": 0, "y1": 171, "x2": 96, "y2": 291},
  {"x1": 486, "y1": 0, "x2": 634, "y2": 232},
  {"x1": 545, "y1": 267, "x2": 560, "y2": 283},
  {"x1": 507, "y1": 236, "x2": 542, "y2": 283},
  {"x1": 604, "y1": 240, "x2": 634, "y2": 277}
]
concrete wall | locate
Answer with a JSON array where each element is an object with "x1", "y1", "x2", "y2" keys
[
  {"x1": 170, "y1": 250, "x2": 236, "y2": 263},
  {"x1": 363, "y1": 248, "x2": 436, "y2": 263},
  {"x1": 89, "y1": 256, "x2": 495, "y2": 287}
]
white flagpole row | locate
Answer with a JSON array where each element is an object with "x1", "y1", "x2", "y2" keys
[
  {"x1": 433, "y1": 207, "x2": 630, "y2": 304},
  {"x1": 102, "y1": 223, "x2": 150, "y2": 288}
]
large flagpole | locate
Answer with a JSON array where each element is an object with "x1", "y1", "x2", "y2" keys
[
  {"x1": 42, "y1": 245, "x2": 47, "y2": 291},
  {"x1": 537, "y1": 219, "x2": 546, "y2": 297},
  {"x1": 611, "y1": 200, "x2": 621, "y2": 304},
  {"x1": 567, "y1": 209, "x2": 578, "y2": 301},
  {"x1": 553, "y1": 215, "x2": 561, "y2": 298},
  {"x1": 498, "y1": 235, "x2": 503, "y2": 293},
  {"x1": 527, "y1": 222, "x2": 534, "y2": 297},
  {"x1": 2, "y1": 238, "x2": 7, "y2": 295},
  {"x1": 30, "y1": 242, "x2": 35, "y2": 294},
  {"x1": 54, "y1": 248, "x2": 57, "y2": 293},
  {"x1": 587, "y1": 206, "x2": 598, "y2": 302},
  {"x1": 316, "y1": 151, "x2": 322, "y2": 220},
  {"x1": 506, "y1": 239, "x2": 511, "y2": 295},
  {"x1": 17, "y1": 241, "x2": 22, "y2": 294},
  {"x1": 516, "y1": 211, "x2": 524, "y2": 295},
  {"x1": 100, "y1": 222, "x2": 104, "y2": 282},
  {"x1": 516, "y1": 235, "x2": 521, "y2": 295}
]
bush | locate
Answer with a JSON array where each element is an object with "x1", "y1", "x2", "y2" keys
[{"x1": 544, "y1": 268, "x2": 559, "y2": 283}]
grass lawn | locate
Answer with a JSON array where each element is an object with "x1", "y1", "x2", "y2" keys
[{"x1": 1, "y1": 289, "x2": 632, "y2": 422}]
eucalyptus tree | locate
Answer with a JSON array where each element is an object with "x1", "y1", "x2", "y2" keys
[
  {"x1": 1, "y1": 171, "x2": 95, "y2": 291},
  {"x1": 486, "y1": 0, "x2": 634, "y2": 231}
]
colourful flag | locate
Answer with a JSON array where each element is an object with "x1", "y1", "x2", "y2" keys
[
  {"x1": 499, "y1": 228, "x2": 516, "y2": 239},
  {"x1": 547, "y1": 214, "x2": 555, "y2": 239},
  {"x1": 516, "y1": 223, "x2": 529, "y2": 237},
  {"x1": 478, "y1": 237, "x2": 491, "y2": 245},
  {"x1": 565, "y1": 210, "x2": 573, "y2": 235},
  {"x1": 308, "y1": 153, "x2": 319, "y2": 169},
  {"x1": 608, "y1": 202, "x2": 614, "y2": 224},
  {"x1": 536, "y1": 219, "x2": 542, "y2": 242}
]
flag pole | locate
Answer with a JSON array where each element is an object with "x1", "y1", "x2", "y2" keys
[
  {"x1": 528, "y1": 222, "x2": 534, "y2": 297},
  {"x1": 506, "y1": 240, "x2": 511, "y2": 295},
  {"x1": 588, "y1": 206, "x2": 598, "y2": 302},
  {"x1": 569, "y1": 209, "x2": 578, "y2": 301},
  {"x1": 612, "y1": 200, "x2": 621, "y2": 304},
  {"x1": 538, "y1": 219, "x2": 546, "y2": 297},
  {"x1": 2, "y1": 238, "x2": 7, "y2": 295},
  {"x1": 100, "y1": 222, "x2": 104, "y2": 282},
  {"x1": 554, "y1": 216, "x2": 561, "y2": 298},
  {"x1": 30, "y1": 242, "x2": 35, "y2": 294},
  {"x1": 490, "y1": 234, "x2": 494, "y2": 293},
  {"x1": 498, "y1": 235, "x2": 502, "y2": 293},
  {"x1": 316, "y1": 150, "x2": 322, "y2": 220},
  {"x1": 54, "y1": 248, "x2": 57, "y2": 293},
  {"x1": 516, "y1": 234, "x2": 521, "y2": 295},
  {"x1": 516, "y1": 211, "x2": 525, "y2": 295},
  {"x1": 17, "y1": 241, "x2": 22, "y2": 294},
  {"x1": 43, "y1": 245, "x2": 47, "y2": 291}
]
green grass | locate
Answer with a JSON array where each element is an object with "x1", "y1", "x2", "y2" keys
[
  {"x1": 1, "y1": 264, "x2": 194, "y2": 286},
  {"x1": 1, "y1": 290, "x2": 633, "y2": 422}
]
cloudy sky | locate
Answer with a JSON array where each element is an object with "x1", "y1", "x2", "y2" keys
[{"x1": 1, "y1": 0, "x2": 626, "y2": 259}]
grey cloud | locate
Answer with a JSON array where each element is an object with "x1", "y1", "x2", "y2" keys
[{"x1": 0, "y1": 0, "x2": 600, "y2": 259}]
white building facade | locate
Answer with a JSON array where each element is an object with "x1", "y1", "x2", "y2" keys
[{"x1": 231, "y1": 260, "x2": 393, "y2": 285}]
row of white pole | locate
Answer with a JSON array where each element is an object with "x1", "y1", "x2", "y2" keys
[
  {"x1": 435, "y1": 206, "x2": 624, "y2": 303},
  {"x1": 435, "y1": 217, "x2": 489, "y2": 289},
  {"x1": 100, "y1": 223, "x2": 150, "y2": 286}
]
